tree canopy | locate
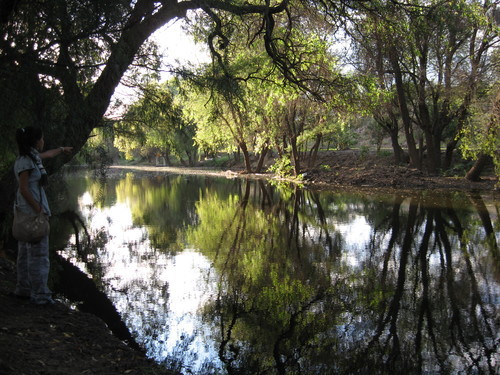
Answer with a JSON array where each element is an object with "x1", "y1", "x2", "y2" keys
[
  {"x1": 1, "y1": 0, "x2": 318, "y2": 167},
  {"x1": 1, "y1": 0, "x2": 498, "y2": 221},
  {"x1": 0, "y1": 0, "x2": 320, "y2": 217}
]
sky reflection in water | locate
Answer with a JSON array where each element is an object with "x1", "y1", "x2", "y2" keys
[
  {"x1": 60, "y1": 173, "x2": 499, "y2": 375},
  {"x1": 69, "y1": 190, "x2": 222, "y2": 372}
]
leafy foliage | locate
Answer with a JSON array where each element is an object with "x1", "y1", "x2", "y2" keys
[
  {"x1": 112, "y1": 81, "x2": 198, "y2": 165},
  {"x1": 459, "y1": 84, "x2": 500, "y2": 177},
  {"x1": 1, "y1": 0, "x2": 498, "y2": 190}
]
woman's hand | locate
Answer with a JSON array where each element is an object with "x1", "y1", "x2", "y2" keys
[{"x1": 60, "y1": 146, "x2": 73, "y2": 155}]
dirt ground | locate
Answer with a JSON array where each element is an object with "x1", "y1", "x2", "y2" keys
[
  {"x1": 0, "y1": 150, "x2": 497, "y2": 375},
  {"x1": 0, "y1": 257, "x2": 178, "y2": 375},
  {"x1": 210, "y1": 149, "x2": 498, "y2": 192},
  {"x1": 303, "y1": 150, "x2": 498, "y2": 191},
  {"x1": 118, "y1": 150, "x2": 499, "y2": 192}
]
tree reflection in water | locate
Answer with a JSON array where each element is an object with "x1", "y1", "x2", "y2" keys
[{"x1": 58, "y1": 173, "x2": 499, "y2": 374}]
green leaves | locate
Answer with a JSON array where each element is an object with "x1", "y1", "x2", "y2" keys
[{"x1": 112, "y1": 80, "x2": 197, "y2": 164}]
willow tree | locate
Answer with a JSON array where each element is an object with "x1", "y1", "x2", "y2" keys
[
  {"x1": 114, "y1": 81, "x2": 197, "y2": 165},
  {"x1": 180, "y1": 0, "x2": 347, "y2": 175}
]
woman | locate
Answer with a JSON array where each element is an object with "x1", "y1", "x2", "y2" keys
[{"x1": 12, "y1": 127, "x2": 73, "y2": 305}]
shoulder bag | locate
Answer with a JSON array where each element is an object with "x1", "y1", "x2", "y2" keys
[{"x1": 12, "y1": 207, "x2": 50, "y2": 243}]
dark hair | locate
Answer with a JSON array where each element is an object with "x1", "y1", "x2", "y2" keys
[{"x1": 16, "y1": 127, "x2": 43, "y2": 156}]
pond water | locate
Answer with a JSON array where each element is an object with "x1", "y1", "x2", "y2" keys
[{"x1": 53, "y1": 170, "x2": 499, "y2": 375}]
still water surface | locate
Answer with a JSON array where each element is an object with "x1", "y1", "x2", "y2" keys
[{"x1": 57, "y1": 171, "x2": 499, "y2": 374}]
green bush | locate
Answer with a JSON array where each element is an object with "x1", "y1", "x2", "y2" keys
[{"x1": 268, "y1": 155, "x2": 294, "y2": 177}]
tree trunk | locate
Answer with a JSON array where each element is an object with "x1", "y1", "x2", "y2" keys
[
  {"x1": 424, "y1": 129, "x2": 441, "y2": 175},
  {"x1": 443, "y1": 138, "x2": 458, "y2": 171},
  {"x1": 388, "y1": 129, "x2": 404, "y2": 164},
  {"x1": 308, "y1": 134, "x2": 322, "y2": 168},
  {"x1": 275, "y1": 137, "x2": 284, "y2": 158},
  {"x1": 44, "y1": 1, "x2": 189, "y2": 175},
  {"x1": 465, "y1": 154, "x2": 491, "y2": 181},
  {"x1": 290, "y1": 136, "x2": 301, "y2": 176},
  {"x1": 389, "y1": 47, "x2": 421, "y2": 169},
  {"x1": 240, "y1": 142, "x2": 253, "y2": 173},
  {"x1": 234, "y1": 147, "x2": 241, "y2": 163},
  {"x1": 164, "y1": 153, "x2": 172, "y2": 166},
  {"x1": 255, "y1": 143, "x2": 269, "y2": 173},
  {"x1": 189, "y1": 150, "x2": 198, "y2": 166}
]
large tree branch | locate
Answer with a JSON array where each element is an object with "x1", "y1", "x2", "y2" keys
[
  {"x1": 84, "y1": 0, "x2": 290, "y2": 127},
  {"x1": 85, "y1": 1, "x2": 192, "y2": 125},
  {"x1": 204, "y1": 0, "x2": 290, "y2": 16}
]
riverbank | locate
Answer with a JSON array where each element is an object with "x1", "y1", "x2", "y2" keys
[{"x1": 113, "y1": 149, "x2": 499, "y2": 192}]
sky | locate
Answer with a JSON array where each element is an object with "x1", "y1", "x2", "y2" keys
[
  {"x1": 108, "y1": 19, "x2": 210, "y2": 116},
  {"x1": 154, "y1": 19, "x2": 210, "y2": 70}
]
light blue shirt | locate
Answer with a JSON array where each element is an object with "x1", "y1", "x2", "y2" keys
[{"x1": 14, "y1": 152, "x2": 51, "y2": 216}]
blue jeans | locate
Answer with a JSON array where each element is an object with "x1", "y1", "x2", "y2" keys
[{"x1": 15, "y1": 236, "x2": 53, "y2": 304}]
